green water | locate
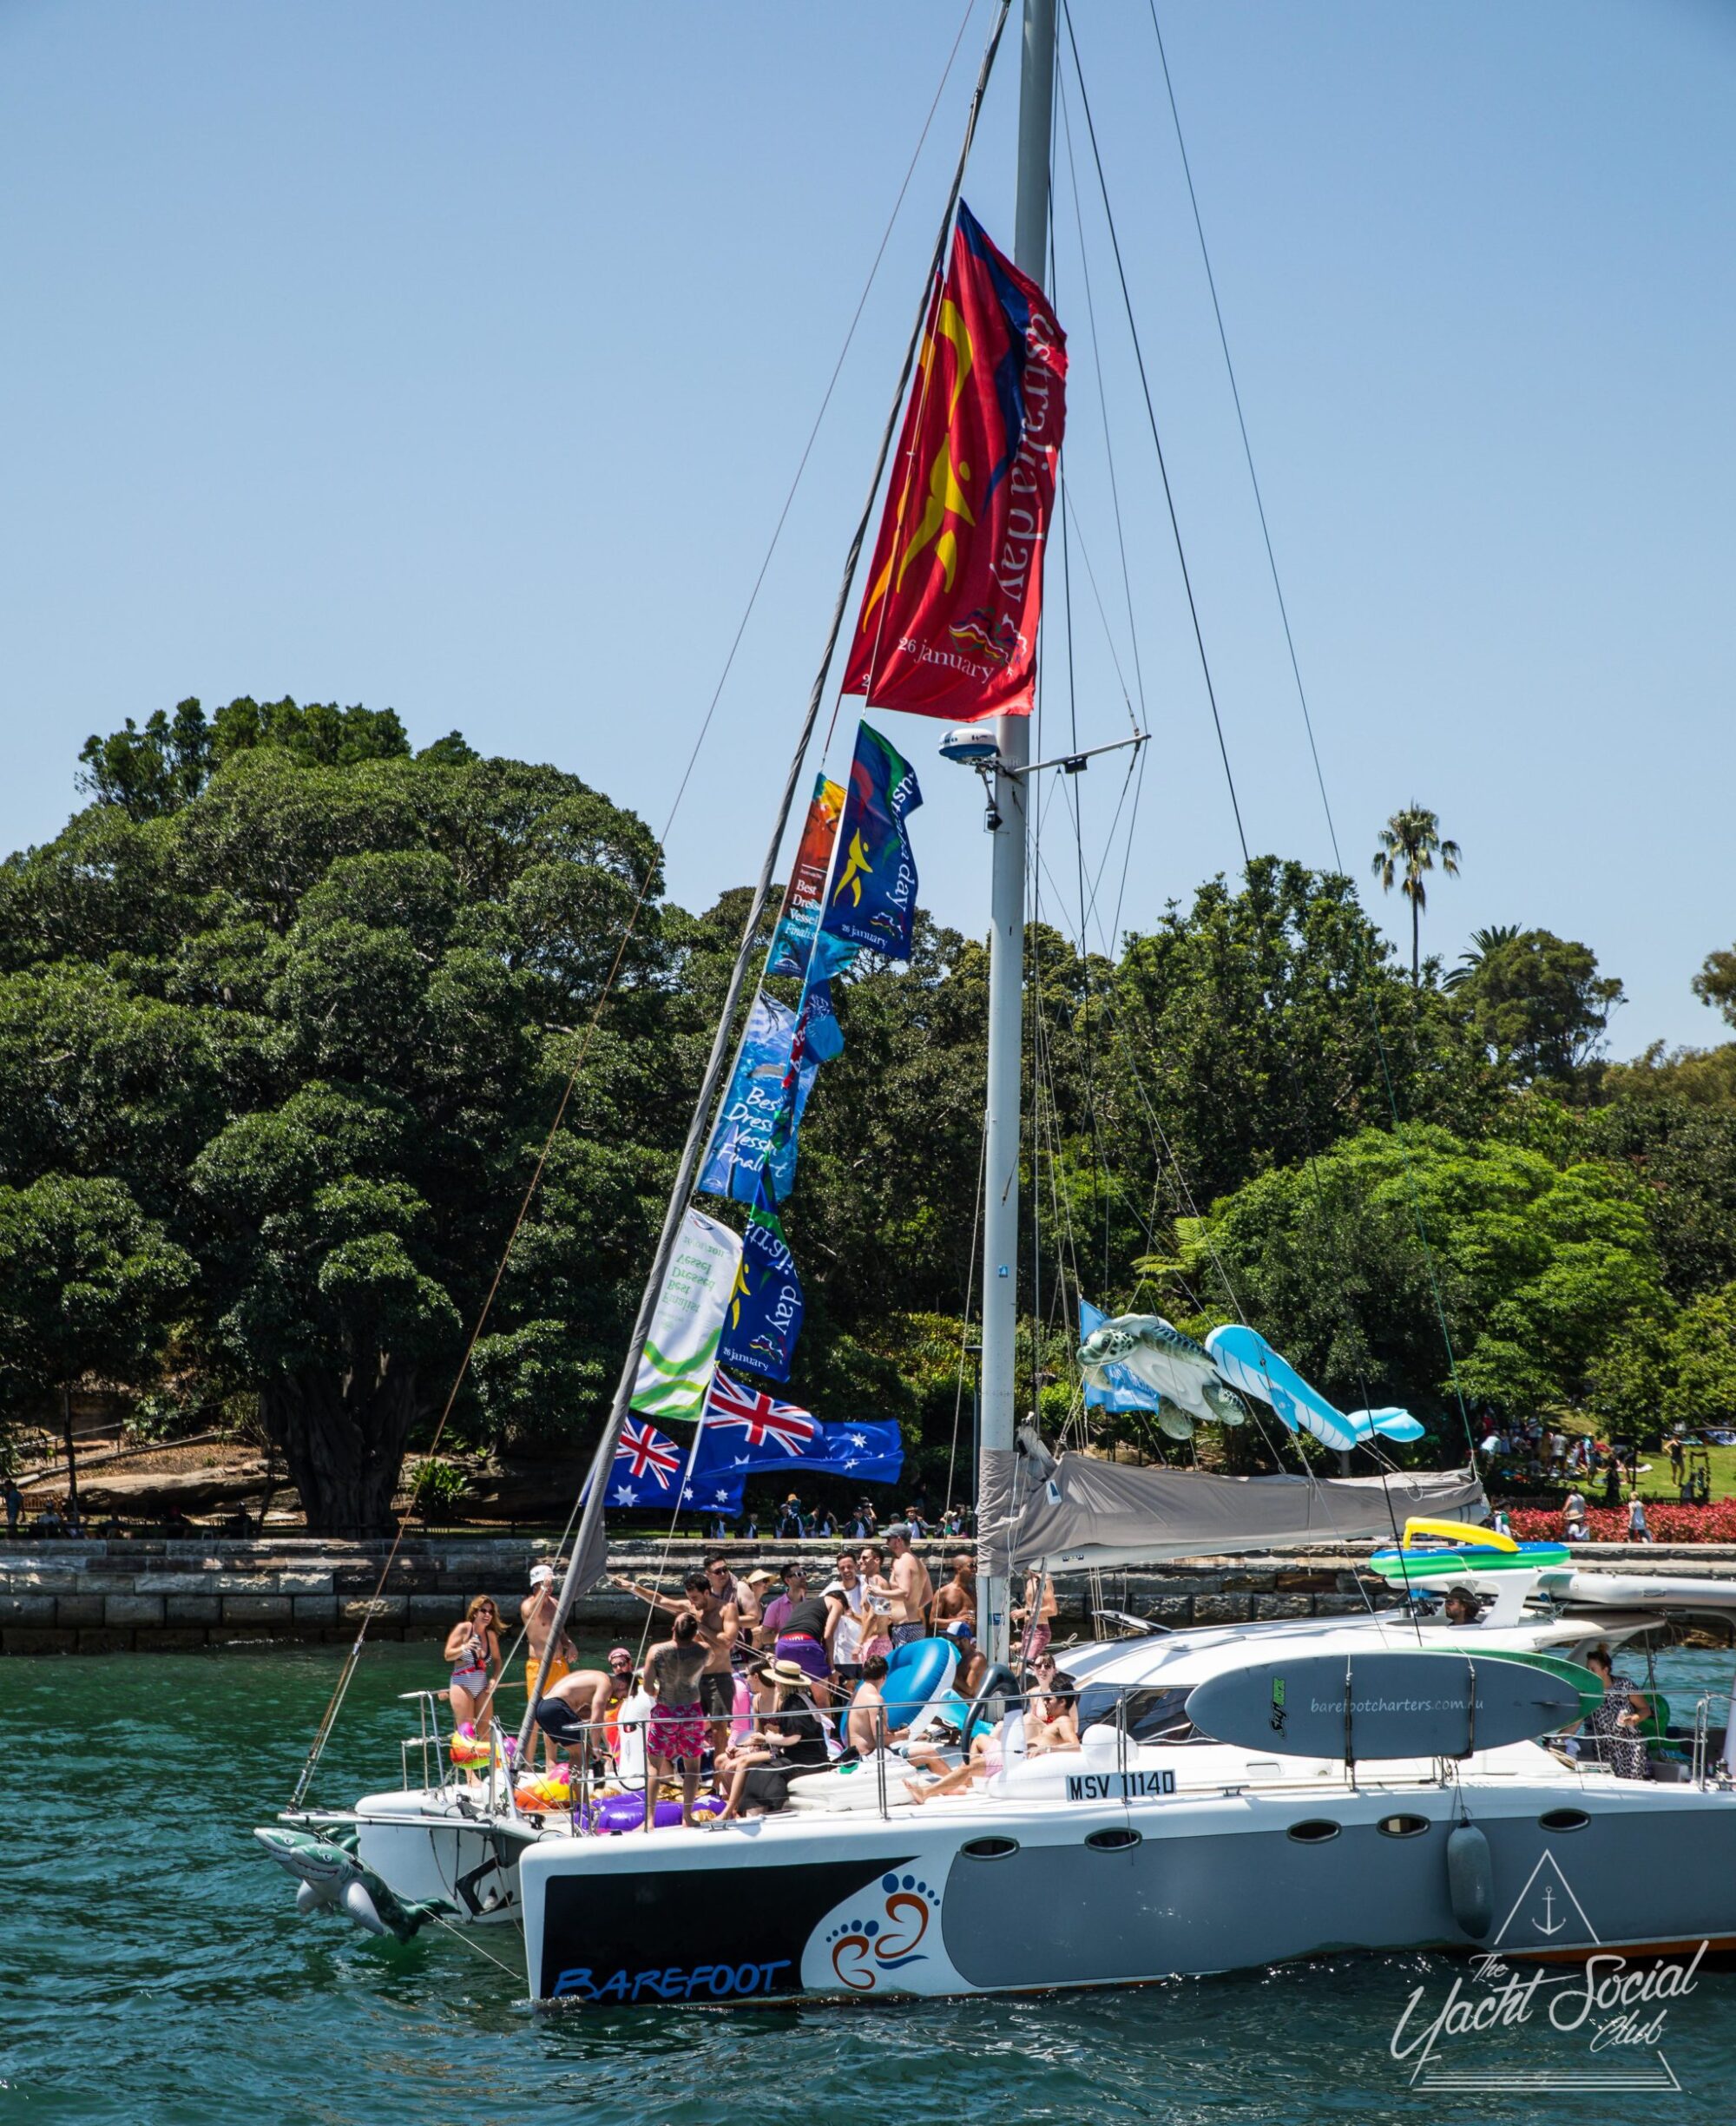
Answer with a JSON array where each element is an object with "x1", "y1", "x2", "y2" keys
[{"x1": 8, "y1": 1638, "x2": 1736, "y2": 2125}]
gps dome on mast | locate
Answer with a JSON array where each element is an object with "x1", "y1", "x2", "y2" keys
[{"x1": 938, "y1": 726, "x2": 1003, "y2": 767}]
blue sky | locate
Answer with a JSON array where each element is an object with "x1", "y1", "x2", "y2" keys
[{"x1": 3, "y1": 1, "x2": 1733, "y2": 1056}]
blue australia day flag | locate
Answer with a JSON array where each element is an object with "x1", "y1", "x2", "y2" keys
[
  {"x1": 717, "y1": 1206, "x2": 805, "y2": 1385},
  {"x1": 818, "y1": 721, "x2": 922, "y2": 963}
]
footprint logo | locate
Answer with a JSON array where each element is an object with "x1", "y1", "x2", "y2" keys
[{"x1": 825, "y1": 1873, "x2": 941, "y2": 1991}]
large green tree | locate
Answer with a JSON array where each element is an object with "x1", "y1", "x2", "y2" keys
[
  {"x1": 1102, "y1": 858, "x2": 1493, "y2": 1221},
  {"x1": 1146, "y1": 1126, "x2": 1671, "y2": 1445},
  {"x1": 0, "y1": 721, "x2": 684, "y2": 1530},
  {"x1": 0, "y1": 1175, "x2": 193, "y2": 1516},
  {"x1": 1456, "y1": 928, "x2": 1624, "y2": 1094}
]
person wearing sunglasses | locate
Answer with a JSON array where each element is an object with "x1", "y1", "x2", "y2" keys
[{"x1": 443, "y1": 1594, "x2": 501, "y2": 1736}]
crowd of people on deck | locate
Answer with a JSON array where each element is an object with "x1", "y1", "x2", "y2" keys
[{"x1": 441, "y1": 1528, "x2": 1068, "y2": 1827}]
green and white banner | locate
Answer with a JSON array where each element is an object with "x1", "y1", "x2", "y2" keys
[{"x1": 630, "y1": 1208, "x2": 743, "y2": 1424}]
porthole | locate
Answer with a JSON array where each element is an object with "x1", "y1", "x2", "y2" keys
[
  {"x1": 1378, "y1": 1813, "x2": 1430, "y2": 1840},
  {"x1": 1539, "y1": 1807, "x2": 1589, "y2": 1833},
  {"x1": 961, "y1": 1835, "x2": 1020, "y2": 1859},
  {"x1": 1286, "y1": 1819, "x2": 1341, "y2": 1845},
  {"x1": 1084, "y1": 1827, "x2": 1142, "y2": 1852}
]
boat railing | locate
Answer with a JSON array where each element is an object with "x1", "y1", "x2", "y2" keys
[{"x1": 397, "y1": 1689, "x2": 453, "y2": 1796}]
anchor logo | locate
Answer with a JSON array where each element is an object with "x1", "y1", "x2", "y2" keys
[{"x1": 1533, "y1": 1885, "x2": 1565, "y2": 1938}]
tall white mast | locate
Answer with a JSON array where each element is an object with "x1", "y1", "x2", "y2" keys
[{"x1": 978, "y1": 0, "x2": 1054, "y2": 1671}]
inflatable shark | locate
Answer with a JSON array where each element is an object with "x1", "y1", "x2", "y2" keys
[{"x1": 254, "y1": 1825, "x2": 450, "y2": 1942}]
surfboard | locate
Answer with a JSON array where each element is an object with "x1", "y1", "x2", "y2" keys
[
  {"x1": 1367, "y1": 1539, "x2": 1572, "y2": 1583},
  {"x1": 1183, "y1": 1649, "x2": 1584, "y2": 1761}
]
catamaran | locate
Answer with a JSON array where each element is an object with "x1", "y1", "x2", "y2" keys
[{"x1": 259, "y1": 0, "x2": 1736, "y2": 1994}]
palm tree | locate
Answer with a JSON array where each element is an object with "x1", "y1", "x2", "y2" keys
[
  {"x1": 1371, "y1": 804, "x2": 1462, "y2": 983},
  {"x1": 1443, "y1": 923, "x2": 1522, "y2": 991}
]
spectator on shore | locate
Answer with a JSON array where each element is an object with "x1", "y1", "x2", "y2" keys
[
  {"x1": 3, "y1": 1476, "x2": 23, "y2": 1537},
  {"x1": 774, "y1": 1494, "x2": 806, "y2": 1539},
  {"x1": 36, "y1": 1498, "x2": 64, "y2": 1539},
  {"x1": 1628, "y1": 1496, "x2": 1654, "y2": 1544},
  {"x1": 1563, "y1": 1489, "x2": 1589, "y2": 1542}
]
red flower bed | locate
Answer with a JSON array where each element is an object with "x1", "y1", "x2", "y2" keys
[{"x1": 1507, "y1": 1500, "x2": 1736, "y2": 1544}]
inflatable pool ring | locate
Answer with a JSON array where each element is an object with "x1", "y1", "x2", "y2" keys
[
  {"x1": 585, "y1": 1789, "x2": 726, "y2": 1834},
  {"x1": 872, "y1": 1637, "x2": 958, "y2": 1736},
  {"x1": 449, "y1": 1725, "x2": 518, "y2": 1768},
  {"x1": 513, "y1": 1768, "x2": 575, "y2": 1812}
]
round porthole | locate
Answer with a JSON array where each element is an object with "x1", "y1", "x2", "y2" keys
[
  {"x1": 1378, "y1": 1813, "x2": 1430, "y2": 1840},
  {"x1": 1084, "y1": 1827, "x2": 1142, "y2": 1852},
  {"x1": 961, "y1": 1836, "x2": 1020, "y2": 1859},
  {"x1": 1539, "y1": 1807, "x2": 1589, "y2": 1833},
  {"x1": 1286, "y1": 1819, "x2": 1341, "y2": 1844}
]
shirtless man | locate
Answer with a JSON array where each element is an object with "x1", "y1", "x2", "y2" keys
[
  {"x1": 643, "y1": 1613, "x2": 710, "y2": 1828},
  {"x1": 611, "y1": 1567, "x2": 739, "y2": 1752},
  {"x1": 932, "y1": 1552, "x2": 976, "y2": 1634},
  {"x1": 704, "y1": 1551, "x2": 760, "y2": 1647},
  {"x1": 883, "y1": 1523, "x2": 934, "y2": 1648},
  {"x1": 520, "y1": 1563, "x2": 578, "y2": 1768},
  {"x1": 845, "y1": 1653, "x2": 906, "y2": 1756}
]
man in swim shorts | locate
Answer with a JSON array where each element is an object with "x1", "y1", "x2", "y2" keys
[
  {"x1": 642, "y1": 1611, "x2": 710, "y2": 1827},
  {"x1": 884, "y1": 1524, "x2": 934, "y2": 1648},
  {"x1": 520, "y1": 1563, "x2": 576, "y2": 1767},
  {"x1": 611, "y1": 1567, "x2": 739, "y2": 1754}
]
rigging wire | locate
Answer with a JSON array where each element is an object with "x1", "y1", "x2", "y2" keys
[
  {"x1": 286, "y1": 0, "x2": 995, "y2": 1807},
  {"x1": 1059, "y1": 0, "x2": 1248, "y2": 869},
  {"x1": 1143, "y1": 0, "x2": 1476, "y2": 1467}
]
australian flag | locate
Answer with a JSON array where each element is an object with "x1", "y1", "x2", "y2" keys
[
  {"x1": 718, "y1": 1206, "x2": 804, "y2": 1384},
  {"x1": 600, "y1": 1416, "x2": 746, "y2": 1517},
  {"x1": 698, "y1": 1372, "x2": 904, "y2": 1484}
]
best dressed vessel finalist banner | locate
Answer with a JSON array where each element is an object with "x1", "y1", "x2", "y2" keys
[{"x1": 841, "y1": 200, "x2": 1067, "y2": 721}]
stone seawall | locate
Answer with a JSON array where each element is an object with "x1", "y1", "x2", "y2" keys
[{"x1": 7, "y1": 1536, "x2": 1736, "y2": 1655}]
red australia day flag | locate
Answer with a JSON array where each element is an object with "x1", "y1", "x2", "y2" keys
[{"x1": 842, "y1": 201, "x2": 1067, "y2": 722}]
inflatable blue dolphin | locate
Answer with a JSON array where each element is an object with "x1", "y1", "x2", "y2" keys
[{"x1": 1204, "y1": 1325, "x2": 1425, "y2": 1451}]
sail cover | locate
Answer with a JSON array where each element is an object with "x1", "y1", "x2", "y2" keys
[{"x1": 981, "y1": 1456, "x2": 1487, "y2": 1576}]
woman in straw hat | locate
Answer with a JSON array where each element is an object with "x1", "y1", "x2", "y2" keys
[{"x1": 707, "y1": 1658, "x2": 831, "y2": 1822}]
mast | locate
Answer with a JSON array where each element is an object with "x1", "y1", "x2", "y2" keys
[{"x1": 978, "y1": 0, "x2": 1055, "y2": 1672}]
